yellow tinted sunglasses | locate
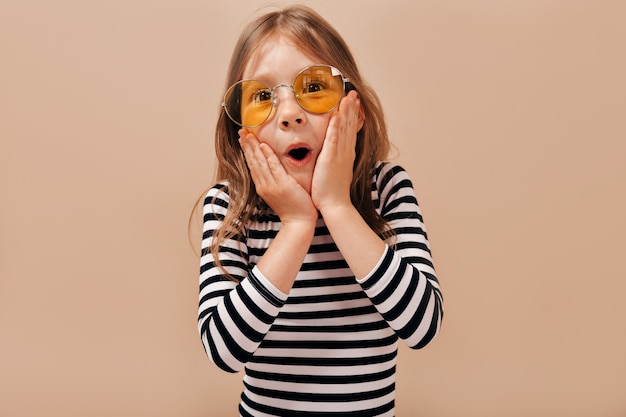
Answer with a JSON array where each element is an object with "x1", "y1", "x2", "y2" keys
[{"x1": 222, "y1": 64, "x2": 353, "y2": 128}]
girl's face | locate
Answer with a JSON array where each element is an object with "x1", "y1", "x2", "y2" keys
[{"x1": 242, "y1": 36, "x2": 334, "y2": 194}]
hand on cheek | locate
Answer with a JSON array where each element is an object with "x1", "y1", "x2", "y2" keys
[
  {"x1": 238, "y1": 129, "x2": 317, "y2": 224},
  {"x1": 311, "y1": 90, "x2": 363, "y2": 213}
]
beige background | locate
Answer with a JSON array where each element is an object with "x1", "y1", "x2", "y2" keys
[{"x1": 1, "y1": 0, "x2": 625, "y2": 416}]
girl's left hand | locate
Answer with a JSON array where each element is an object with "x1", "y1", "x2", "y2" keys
[{"x1": 311, "y1": 90, "x2": 363, "y2": 214}]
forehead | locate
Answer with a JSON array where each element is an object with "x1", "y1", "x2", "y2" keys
[{"x1": 242, "y1": 35, "x2": 322, "y2": 82}]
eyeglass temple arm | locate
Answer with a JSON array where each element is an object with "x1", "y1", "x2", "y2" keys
[{"x1": 345, "y1": 79, "x2": 356, "y2": 93}]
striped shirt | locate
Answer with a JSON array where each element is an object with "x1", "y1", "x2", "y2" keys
[{"x1": 198, "y1": 162, "x2": 443, "y2": 416}]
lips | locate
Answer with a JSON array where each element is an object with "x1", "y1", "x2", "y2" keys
[
  {"x1": 284, "y1": 144, "x2": 313, "y2": 167},
  {"x1": 289, "y1": 147, "x2": 309, "y2": 160}
]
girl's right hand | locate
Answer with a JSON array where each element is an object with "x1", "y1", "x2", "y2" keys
[{"x1": 239, "y1": 130, "x2": 318, "y2": 225}]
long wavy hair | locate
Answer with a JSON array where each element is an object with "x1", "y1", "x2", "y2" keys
[{"x1": 191, "y1": 5, "x2": 394, "y2": 276}]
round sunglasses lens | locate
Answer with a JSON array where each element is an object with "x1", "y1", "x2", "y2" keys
[
  {"x1": 293, "y1": 66, "x2": 344, "y2": 114},
  {"x1": 224, "y1": 80, "x2": 273, "y2": 127}
]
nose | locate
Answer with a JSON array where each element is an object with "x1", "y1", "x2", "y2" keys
[{"x1": 273, "y1": 85, "x2": 306, "y2": 128}]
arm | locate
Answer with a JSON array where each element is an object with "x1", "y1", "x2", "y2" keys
[
  {"x1": 239, "y1": 132, "x2": 318, "y2": 293},
  {"x1": 312, "y1": 93, "x2": 442, "y2": 348},
  {"x1": 321, "y1": 163, "x2": 443, "y2": 348},
  {"x1": 199, "y1": 126, "x2": 321, "y2": 372},
  {"x1": 312, "y1": 91, "x2": 386, "y2": 278},
  {"x1": 357, "y1": 164, "x2": 443, "y2": 348},
  {"x1": 198, "y1": 185, "x2": 293, "y2": 372}
]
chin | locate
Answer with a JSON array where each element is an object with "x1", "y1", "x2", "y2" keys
[
  {"x1": 286, "y1": 169, "x2": 313, "y2": 194},
  {"x1": 300, "y1": 181, "x2": 313, "y2": 195},
  {"x1": 295, "y1": 176, "x2": 313, "y2": 195}
]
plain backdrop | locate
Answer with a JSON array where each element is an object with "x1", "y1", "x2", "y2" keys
[{"x1": 1, "y1": 0, "x2": 625, "y2": 416}]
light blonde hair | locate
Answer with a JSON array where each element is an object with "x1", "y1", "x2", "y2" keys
[{"x1": 192, "y1": 5, "x2": 394, "y2": 277}]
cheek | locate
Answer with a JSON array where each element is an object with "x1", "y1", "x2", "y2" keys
[
  {"x1": 312, "y1": 114, "x2": 333, "y2": 139},
  {"x1": 249, "y1": 126, "x2": 273, "y2": 147}
]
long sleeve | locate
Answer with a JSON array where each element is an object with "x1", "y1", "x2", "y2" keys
[
  {"x1": 198, "y1": 184, "x2": 288, "y2": 372},
  {"x1": 357, "y1": 163, "x2": 444, "y2": 349},
  {"x1": 197, "y1": 165, "x2": 443, "y2": 415}
]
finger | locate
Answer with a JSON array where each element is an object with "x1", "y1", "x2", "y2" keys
[
  {"x1": 319, "y1": 111, "x2": 341, "y2": 161},
  {"x1": 339, "y1": 92, "x2": 361, "y2": 133},
  {"x1": 259, "y1": 142, "x2": 285, "y2": 177},
  {"x1": 332, "y1": 98, "x2": 359, "y2": 154},
  {"x1": 338, "y1": 90, "x2": 358, "y2": 114},
  {"x1": 241, "y1": 134, "x2": 266, "y2": 168},
  {"x1": 239, "y1": 133, "x2": 259, "y2": 169},
  {"x1": 240, "y1": 134, "x2": 273, "y2": 187}
]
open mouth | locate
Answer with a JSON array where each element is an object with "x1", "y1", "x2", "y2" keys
[{"x1": 288, "y1": 147, "x2": 311, "y2": 161}]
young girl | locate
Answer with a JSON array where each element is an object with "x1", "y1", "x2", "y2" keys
[{"x1": 198, "y1": 5, "x2": 443, "y2": 416}]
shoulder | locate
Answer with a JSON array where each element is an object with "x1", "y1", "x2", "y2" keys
[
  {"x1": 373, "y1": 162, "x2": 414, "y2": 193},
  {"x1": 372, "y1": 162, "x2": 419, "y2": 214},
  {"x1": 203, "y1": 181, "x2": 231, "y2": 215}
]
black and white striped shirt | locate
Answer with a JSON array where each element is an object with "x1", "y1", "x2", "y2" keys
[{"x1": 199, "y1": 162, "x2": 443, "y2": 416}]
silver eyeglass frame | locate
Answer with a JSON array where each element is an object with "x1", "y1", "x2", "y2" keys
[{"x1": 221, "y1": 64, "x2": 352, "y2": 128}]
